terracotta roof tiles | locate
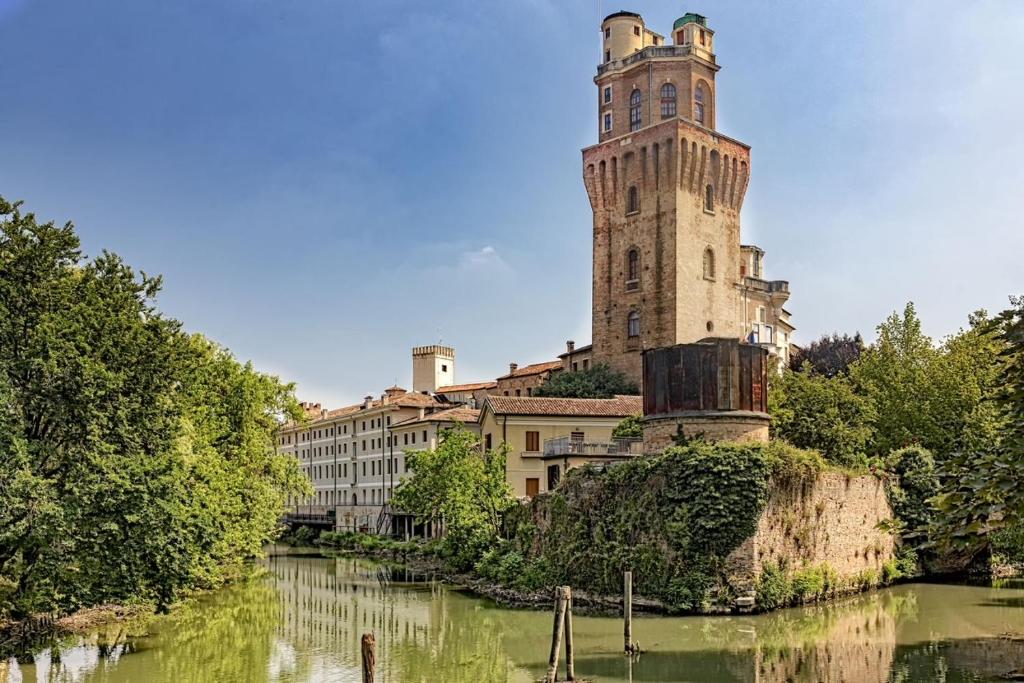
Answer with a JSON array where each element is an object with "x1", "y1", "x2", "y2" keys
[{"x1": 483, "y1": 395, "x2": 641, "y2": 418}]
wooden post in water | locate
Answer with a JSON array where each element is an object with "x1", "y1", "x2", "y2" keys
[
  {"x1": 546, "y1": 586, "x2": 568, "y2": 683},
  {"x1": 623, "y1": 570, "x2": 633, "y2": 654},
  {"x1": 361, "y1": 632, "x2": 376, "y2": 683},
  {"x1": 564, "y1": 586, "x2": 575, "y2": 680}
]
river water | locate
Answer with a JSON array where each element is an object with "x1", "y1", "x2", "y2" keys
[{"x1": 4, "y1": 549, "x2": 1024, "y2": 682}]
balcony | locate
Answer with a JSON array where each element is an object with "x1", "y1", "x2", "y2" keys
[
  {"x1": 598, "y1": 44, "x2": 710, "y2": 76},
  {"x1": 743, "y1": 276, "x2": 789, "y2": 296},
  {"x1": 543, "y1": 436, "x2": 643, "y2": 458}
]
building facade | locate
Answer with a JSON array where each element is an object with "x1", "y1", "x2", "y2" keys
[
  {"x1": 494, "y1": 360, "x2": 563, "y2": 397},
  {"x1": 478, "y1": 395, "x2": 642, "y2": 498},
  {"x1": 585, "y1": 11, "x2": 793, "y2": 385}
]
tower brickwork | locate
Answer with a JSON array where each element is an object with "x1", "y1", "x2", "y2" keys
[{"x1": 586, "y1": 12, "x2": 752, "y2": 384}]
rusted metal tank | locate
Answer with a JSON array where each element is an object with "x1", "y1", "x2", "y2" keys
[{"x1": 642, "y1": 338, "x2": 770, "y2": 450}]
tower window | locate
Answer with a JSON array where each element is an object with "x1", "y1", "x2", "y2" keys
[
  {"x1": 703, "y1": 247, "x2": 716, "y2": 280},
  {"x1": 627, "y1": 311, "x2": 641, "y2": 338},
  {"x1": 704, "y1": 184, "x2": 714, "y2": 212},
  {"x1": 633, "y1": 25, "x2": 641, "y2": 37},
  {"x1": 604, "y1": 27, "x2": 610, "y2": 39},
  {"x1": 700, "y1": 29, "x2": 706, "y2": 46},
  {"x1": 660, "y1": 83, "x2": 677, "y2": 118},
  {"x1": 603, "y1": 112, "x2": 612, "y2": 132},
  {"x1": 626, "y1": 248, "x2": 639, "y2": 288},
  {"x1": 695, "y1": 85, "x2": 705, "y2": 124},
  {"x1": 626, "y1": 185, "x2": 640, "y2": 214},
  {"x1": 603, "y1": 85, "x2": 612, "y2": 104},
  {"x1": 604, "y1": 50, "x2": 611, "y2": 63},
  {"x1": 629, "y1": 89, "x2": 642, "y2": 131}
]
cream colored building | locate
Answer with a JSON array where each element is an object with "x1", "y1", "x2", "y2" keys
[
  {"x1": 739, "y1": 245, "x2": 793, "y2": 367},
  {"x1": 478, "y1": 395, "x2": 642, "y2": 498}
]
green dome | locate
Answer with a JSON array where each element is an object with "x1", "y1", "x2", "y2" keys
[{"x1": 673, "y1": 13, "x2": 707, "y2": 30}]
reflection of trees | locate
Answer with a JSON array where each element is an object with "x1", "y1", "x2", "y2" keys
[{"x1": 7, "y1": 557, "x2": 1024, "y2": 683}]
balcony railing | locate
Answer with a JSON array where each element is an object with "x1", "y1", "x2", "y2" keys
[
  {"x1": 543, "y1": 436, "x2": 643, "y2": 457},
  {"x1": 598, "y1": 45, "x2": 704, "y2": 75},
  {"x1": 743, "y1": 276, "x2": 789, "y2": 295}
]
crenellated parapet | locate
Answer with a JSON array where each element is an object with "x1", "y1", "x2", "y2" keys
[{"x1": 583, "y1": 118, "x2": 750, "y2": 216}]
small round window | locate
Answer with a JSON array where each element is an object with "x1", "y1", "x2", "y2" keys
[{"x1": 706, "y1": 321, "x2": 714, "y2": 333}]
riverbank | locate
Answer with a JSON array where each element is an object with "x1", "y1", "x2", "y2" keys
[{"x1": 308, "y1": 533, "x2": 690, "y2": 616}]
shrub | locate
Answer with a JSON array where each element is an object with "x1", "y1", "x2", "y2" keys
[{"x1": 757, "y1": 563, "x2": 793, "y2": 611}]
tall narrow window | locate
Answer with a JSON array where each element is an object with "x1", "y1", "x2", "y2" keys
[
  {"x1": 704, "y1": 184, "x2": 714, "y2": 212},
  {"x1": 694, "y1": 85, "x2": 705, "y2": 124},
  {"x1": 603, "y1": 85, "x2": 612, "y2": 104},
  {"x1": 660, "y1": 83, "x2": 677, "y2": 118},
  {"x1": 703, "y1": 247, "x2": 716, "y2": 280},
  {"x1": 629, "y1": 89, "x2": 642, "y2": 131},
  {"x1": 603, "y1": 112, "x2": 612, "y2": 132},
  {"x1": 627, "y1": 310, "x2": 641, "y2": 338},
  {"x1": 626, "y1": 185, "x2": 640, "y2": 214},
  {"x1": 626, "y1": 248, "x2": 639, "y2": 286}
]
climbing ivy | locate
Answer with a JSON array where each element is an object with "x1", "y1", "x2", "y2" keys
[{"x1": 511, "y1": 441, "x2": 824, "y2": 611}]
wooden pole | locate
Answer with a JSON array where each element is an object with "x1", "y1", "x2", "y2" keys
[
  {"x1": 546, "y1": 586, "x2": 568, "y2": 683},
  {"x1": 623, "y1": 570, "x2": 633, "y2": 654},
  {"x1": 564, "y1": 586, "x2": 575, "y2": 681},
  {"x1": 361, "y1": 632, "x2": 376, "y2": 683}
]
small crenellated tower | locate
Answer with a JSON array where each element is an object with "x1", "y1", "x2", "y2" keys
[{"x1": 585, "y1": 11, "x2": 774, "y2": 386}]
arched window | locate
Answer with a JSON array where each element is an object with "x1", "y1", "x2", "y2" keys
[
  {"x1": 660, "y1": 83, "x2": 677, "y2": 119},
  {"x1": 627, "y1": 310, "x2": 641, "y2": 338},
  {"x1": 622, "y1": 248, "x2": 638, "y2": 282},
  {"x1": 704, "y1": 184, "x2": 714, "y2": 212},
  {"x1": 703, "y1": 247, "x2": 716, "y2": 280},
  {"x1": 695, "y1": 84, "x2": 705, "y2": 124},
  {"x1": 627, "y1": 185, "x2": 640, "y2": 214},
  {"x1": 629, "y1": 89, "x2": 642, "y2": 131}
]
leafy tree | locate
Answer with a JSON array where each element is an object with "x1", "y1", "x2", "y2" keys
[
  {"x1": 849, "y1": 303, "x2": 942, "y2": 455},
  {"x1": 534, "y1": 363, "x2": 638, "y2": 398},
  {"x1": 789, "y1": 332, "x2": 864, "y2": 377},
  {"x1": 393, "y1": 426, "x2": 514, "y2": 569},
  {"x1": 928, "y1": 296, "x2": 1023, "y2": 554},
  {"x1": 769, "y1": 365, "x2": 876, "y2": 467},
  {"x1": 612, "y1": 414, "x2": 644, "y2": 438},
  {"x1": 0, "y1": 197, "x2": 309, "y2": 619}
]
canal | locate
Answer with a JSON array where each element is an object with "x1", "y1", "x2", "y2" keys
[{"x1": 4, "y1": 549, "x2": 1024, "y2": 682}]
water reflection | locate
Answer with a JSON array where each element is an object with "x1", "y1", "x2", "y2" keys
[{"x1": 3, "y1": 554, "x2": 1022, "y2": 682}]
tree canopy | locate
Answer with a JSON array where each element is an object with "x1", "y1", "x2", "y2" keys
[
  {"x1": 392, "y1": 426, "x2": 514, "y2": 569},
  {"x1": 534, "y1": 364, "x2": 639, "y2": 399},
  {"x1": 0, "y1": 197, "x2": 309, "y2": 619}
]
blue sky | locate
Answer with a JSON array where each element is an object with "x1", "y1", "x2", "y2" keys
[{"x1": 1, "y1": 0, "x2": 1021, "y2": 407}]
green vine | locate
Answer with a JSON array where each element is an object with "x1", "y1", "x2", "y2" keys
[{"x1": 505, "y1": 440, "x2": 824, "y2": 612}]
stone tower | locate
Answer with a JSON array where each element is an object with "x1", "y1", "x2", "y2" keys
[
  {"x1": 585, "y1": 11, "x2": 752, "y2": 385},
  {"x1": 411, "y1": 345, "x2": 455, "y2": 394}
]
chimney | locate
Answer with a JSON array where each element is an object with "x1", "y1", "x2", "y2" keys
[
  {"x1": 566, "y1": 340, "x2": 575, "y2": 353},
  {"x1": 509, "y1": 362, "x2": 518, "y2": 374},
  {"x1": 363, "y1": 395, "x2": 373, "y2": 410}
]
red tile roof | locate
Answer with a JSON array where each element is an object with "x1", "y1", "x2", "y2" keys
[
  {"x1": 496, "y1": 360, "x2": 563, "y2": 380},
  {"x1": 483, "y1": 395, "x2": 641, "y2": 418},
  {"x1": 391, "y1": 406, "x2": 481, "y2": 428},
  {"x1": 436, "y1": 381, "x2": 498, "y2": 393}
]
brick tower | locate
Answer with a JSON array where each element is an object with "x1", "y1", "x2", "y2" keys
[{"x1": 585, "y1": 11, "x2": 753, "y2": 385}]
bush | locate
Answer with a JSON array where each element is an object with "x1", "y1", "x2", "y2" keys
[
  {"x1": 757, "y1": 563, "x2": 793, "y2": 611},
  {"x1": 534, "y1": 364, "x2": 638, "y2": 399}
]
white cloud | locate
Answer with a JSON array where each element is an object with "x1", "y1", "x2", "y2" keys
[{"x1": 458, "y1": 245, "x2": 509, "y2": 272}]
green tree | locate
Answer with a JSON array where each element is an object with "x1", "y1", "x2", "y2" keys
[
  {"x1": 849, "y1": 303, "x2": 940, "y2": 455},
  {"x1": 612, "y1": 414, "x2": 644, "y2": 438},
  {"x1": 534, "y1": 364, "x2": 638, "y2": 398},
  {"x1": 769, "y1": 365, "x2": 876, "y2": 467},
  {"x1": 928, "y1": 296, "x2": 1023, "y2": 553},
  {"x1": 393, "y1": 426, "x2": 514, "y2": 569},
  {"x1": 0, "y1": 197, "x2": 309, "y2": 619}
]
